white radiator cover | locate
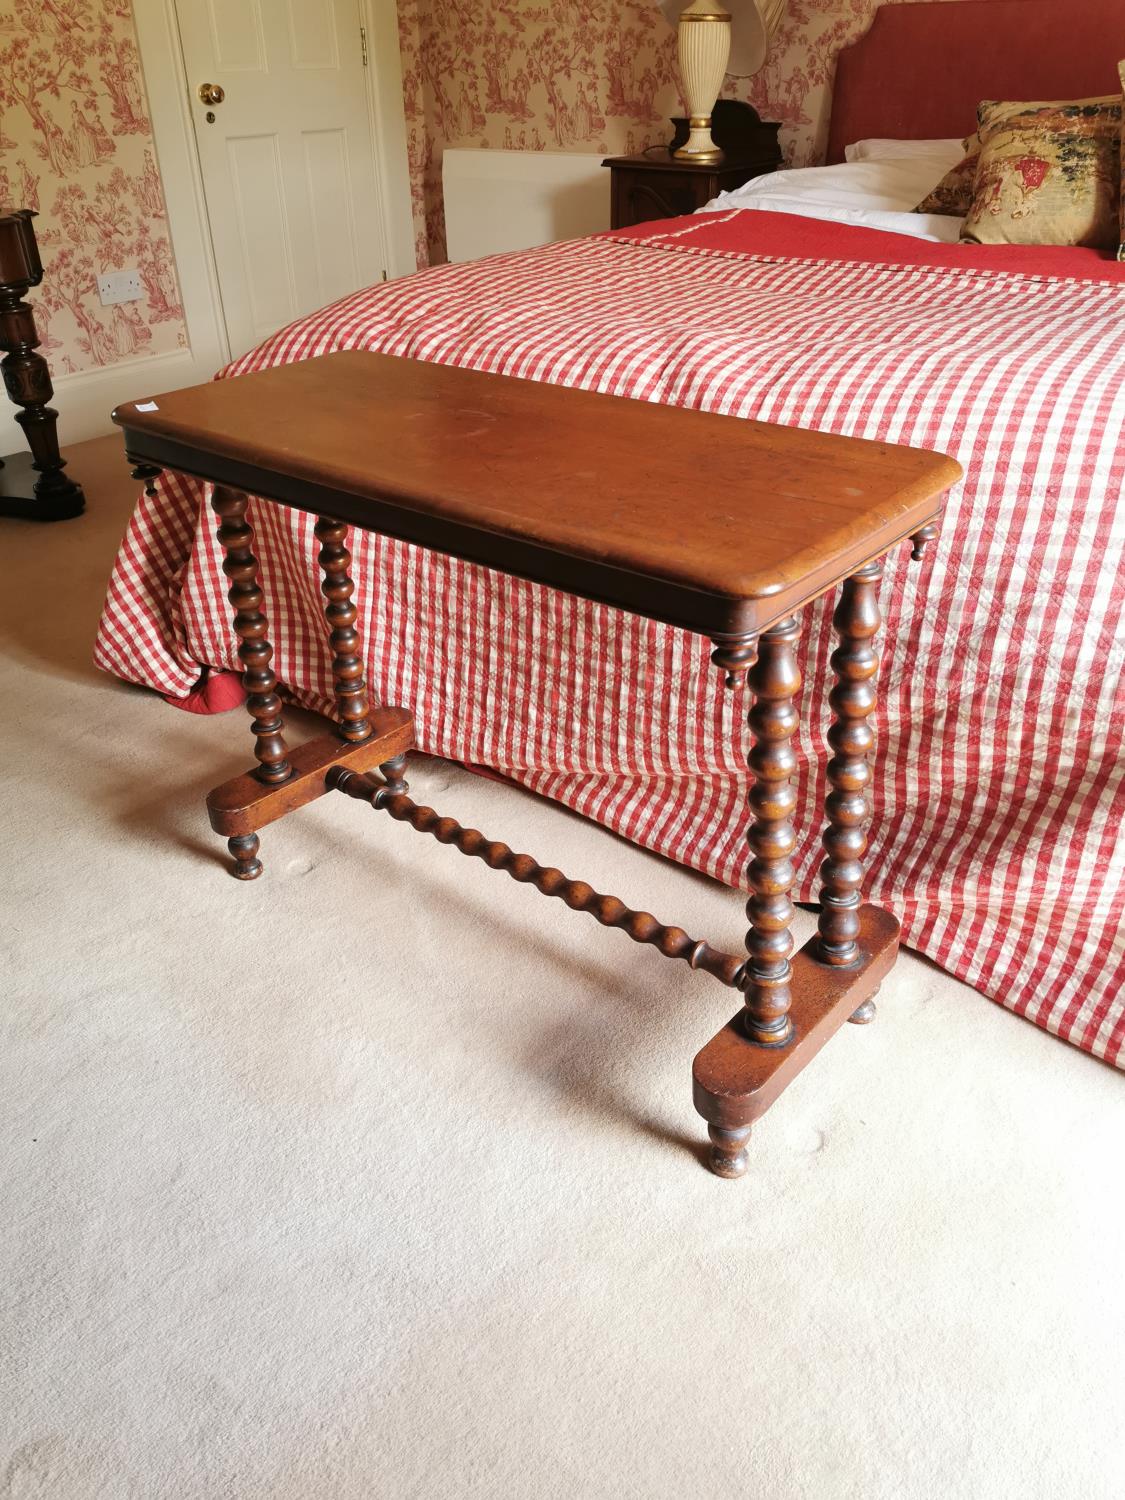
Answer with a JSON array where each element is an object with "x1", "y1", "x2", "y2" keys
[{"x1": 443, "y1": 149, "x2": 611, "y2": 262}]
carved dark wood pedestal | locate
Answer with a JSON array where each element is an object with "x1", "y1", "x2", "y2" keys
[
  {"x1": 0, "y1": 210, "x2": 85, "y2": 523},
  {"x1": 112, "y1": 350, "x2": 959, "y2": 1181}
]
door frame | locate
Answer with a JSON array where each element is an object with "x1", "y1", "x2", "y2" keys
[{"x1": 132, "y1": 0, "x2": 417, "y2": 372}]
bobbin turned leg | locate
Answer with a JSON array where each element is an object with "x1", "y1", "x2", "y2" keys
[
  {"x1": 314, "y1": 515, "x2": 412, "y2": 795},
  {"x1": 203, "y1": 504, "x2": 415, "y2": 859},
  {"x1": 817, "y1": 560, "x2": 883, "y2": 1012},
  {"x1": 695, "y1": 615, "x2": 806, "y2": 1179},
  {"x1": 211, "y1": 485, "x2": 292, "y2": 877},
  {"x1": 314, "y1": 515, "x2": 373, "y2": 742},
  {"x1": 695, "y1": 598, "x2": 901, "y2": 1180},
  {"x1": 741, "y1": 614, "x2": 803, "y2": 1049}
]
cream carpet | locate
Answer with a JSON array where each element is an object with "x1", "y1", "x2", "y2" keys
[{"x1": 2, "y1": 438, "x2": 1123, "y2": 1500}]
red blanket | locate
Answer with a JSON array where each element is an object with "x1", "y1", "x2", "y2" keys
[
  {"x1": 96, "y1": 211, "x2": 1125, "y2": 1067},
  {"x1": 615, "y1": 209, "x2": 1125, "y2": 281}
]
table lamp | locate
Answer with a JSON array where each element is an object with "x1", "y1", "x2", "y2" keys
[{"x1": 660, "y1": 0, "x2": 786, "y2": 163}]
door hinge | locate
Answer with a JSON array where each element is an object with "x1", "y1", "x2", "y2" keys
[{"x1": 360, "y1": 25, "x2": 368, "y2": 66}]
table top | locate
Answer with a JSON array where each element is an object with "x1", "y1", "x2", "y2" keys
[
  {"x1": 114, "y1": 350, "x2": 960, "y2": 638},
  {"x1": 601, "y1": 150, "x2": 778, "y2": 172}
]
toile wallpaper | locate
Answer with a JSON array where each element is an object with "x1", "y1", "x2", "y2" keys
[
  {"x1": 397, "y1": 0, "x2": 973, "y2": 266},
  {"x1": 0, "y1": 0, "x2": 965, "y2": 377},
  {"x1": 0, "y1": 0, "x2": 185, "y2": 379}
]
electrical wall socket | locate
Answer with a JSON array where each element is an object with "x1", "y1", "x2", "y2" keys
[{"x1": 97, "y1": 269, "x2": 144, "y2": 306}]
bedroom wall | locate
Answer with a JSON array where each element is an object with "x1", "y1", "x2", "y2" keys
[
  {"x1": 0, "y1": 0, "x2": 186, "y2": 380},
  {"x1": 396, "y1": 0, "x2": 975, "y2": 266}
]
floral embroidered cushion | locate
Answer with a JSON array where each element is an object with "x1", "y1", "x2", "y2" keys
[
  {"x1": 914, "y1": 134, "x2": 981, "y2": 216},
  {"x1": 961, "y1": 96, "x2": 1122, "y2": 248}
]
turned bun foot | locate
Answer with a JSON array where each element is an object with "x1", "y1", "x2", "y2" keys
[
  {"x1": 228, "y1": 833, "x2": 262, "y2": 880},
  {"x1": 706, "y1": 1123, "x2": 752, "y2": 1178},
  {"x1": 848, "y1": 984, "x2": 879, "y2": 1024}
]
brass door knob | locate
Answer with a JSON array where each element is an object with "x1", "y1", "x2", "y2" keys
[{"x1": 198, "y1": 82, "x2": 225, "y2": 105}]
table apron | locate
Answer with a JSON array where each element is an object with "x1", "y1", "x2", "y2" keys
[{"x1": 121, "y1": 431, "x2": 941, "y2": 640}]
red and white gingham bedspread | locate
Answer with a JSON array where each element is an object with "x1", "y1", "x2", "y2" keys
[{"x1": 95, "y1": 211, "x2": 1125, "y2": 1067}]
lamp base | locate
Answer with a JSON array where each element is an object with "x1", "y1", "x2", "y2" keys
[
  {"x1": 0, "y1": 449, "x2": 85, "y2": 523},
  {"x1": 673, "y1": 115, "x2": 724, "y2": 164},
  {"x1": 675, "y1": 130, "x2": 726, "y2": 164},
  {"x1": 668, "y1": 101, "x2": 781, "y2": 164}
]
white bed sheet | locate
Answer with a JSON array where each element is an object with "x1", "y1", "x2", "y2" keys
[{"x1": 700, "y1": 152, "x2": 966, "y2": 243}]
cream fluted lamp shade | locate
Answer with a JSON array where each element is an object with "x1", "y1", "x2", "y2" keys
[{"x1": 660, "y1": 0, "x2": 786, "y2": 162}]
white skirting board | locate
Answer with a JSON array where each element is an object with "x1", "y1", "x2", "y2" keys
[{"x1": 443, "y1": 149, "x2": 611, "y2": 263}]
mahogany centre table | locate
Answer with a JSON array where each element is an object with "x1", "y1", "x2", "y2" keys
[{"x1": 114, "y1": 350, "x2": 961, "y2": 1180}]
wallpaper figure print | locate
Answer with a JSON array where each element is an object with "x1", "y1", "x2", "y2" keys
[
  {"x1": 396, "y1": 0, "x2": 978, "y2": 268},
  {"x1": 0, "y1": 0, "x2": 981, "y2": 372},
  {"x1": 0, "y1": 0, "x2": 186, "y2": 378}
]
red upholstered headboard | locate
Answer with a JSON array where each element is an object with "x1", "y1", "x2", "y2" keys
[{"x1": 826, "y1": 0, "x2": 1124, "y2": 164}]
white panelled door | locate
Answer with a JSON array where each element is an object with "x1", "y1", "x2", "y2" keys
[{"x1": 176, "y1": 0, "x2": 387, "y2": 360}]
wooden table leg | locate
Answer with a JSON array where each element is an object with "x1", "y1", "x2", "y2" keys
[
  {"x1": 211, "y1": 485, "x2": 292, "y2": 876},
  {"x1": 816, "y1": 559, "x2": 883, "y2": 1023},
  {"x1": 313, "y1": 515, "x2": 409, "y2": 797},
  {"x1": 700, "y1": 613, "x2": 804, "y2": 1180},
  {"x1": 203, "y1": 500, "x2": 417, "y2": 878},
  {"x1": 694, "y1": 600, "x2": 899, "y2": 1180},
  {"x1": 134, "y1": 462, "x2": 262, "y2": 885},
  {"x1": 741, "y1": 614, "x2": 803, "y2": 1047},
  {"x1": 314, "y1": 515, "x2": 373, "y2": 742}
]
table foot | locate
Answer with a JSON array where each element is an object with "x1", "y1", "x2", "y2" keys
[
  {"x1": 848, "y1": 994, "x2": 878, "y2": 1025},
  {"x1": 228, "y1": 833, "x2": 263, "y2": 880},
  {"x1": 693, "y1": 905, "x2": 899, "y2": 1177},
  {"x1": 707, "y1": 1123, "x2": 752, "y2": 1178}
]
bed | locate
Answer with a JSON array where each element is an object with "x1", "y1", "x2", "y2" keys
[{"x1": 96, "y1": 0, "x2": 1125, "y2": 1069}]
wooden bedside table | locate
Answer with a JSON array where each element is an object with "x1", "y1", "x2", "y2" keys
[{"x1": 603, "y1": 101, "x2": 782, "y2": 230}]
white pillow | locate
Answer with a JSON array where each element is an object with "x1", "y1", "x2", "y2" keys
[
  {"x1": 722, "y1": 156, "x2": 965, "y2": 214},
  {"x1": 702, "y1": 156, "x2": 968, "y2": 241},
  {"x1": 845, "y1": 137, "x2": 966, "y2": 163}
]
